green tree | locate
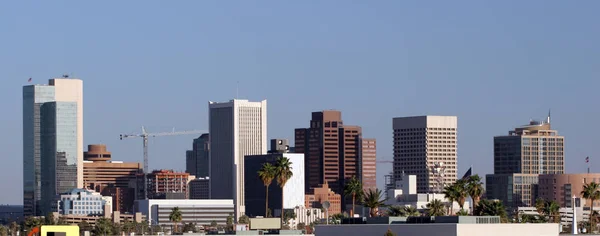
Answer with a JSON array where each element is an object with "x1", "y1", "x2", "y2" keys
[
  {"x1": 443, "y1": 184, "x2": 459, "y2": 215},
  {"x1": 0, "y1": 226, "x2": 8, "y2": 236},
  {"x1": 466, "y1": 175, "x2": 484, "y2": 213},
  {"x1": 44, "y1": 213, "x2": 56, "y2": 225},
  {"x1": 9, "y1": 222, "x2": 18, "y2": 236},
  {"x1": 283, "y1": 209, "x2": 297, "y2": 226},
  {"x1": 258, "y1": 162, "x2": 277, "y2": 217},
  {"x1": 344, "y1": 176, "x2": 364, "y2": 217},
  {"x1": 426, "y1": 199, "x2": 446, "y2": 216},
  {"x1": 534, "y1": 198, "x2": 546, "y2": 215},
  {"x1": 275, "y1": 156, "x2": 293, "y2": 223},
  {"x1": 402, "y1": 206, "x2": 420, "y2": 217},
  {"x1": 581, "y1": 182, "x2": 600, "y2": 232},
  {"x1": 22, "y1": 217, "x2": 41, "y2": 232},
  {"x1": 169, "y1": 207, "x2": 183, "y2": 233},
  {"x1": 238, "y1": 215, "x2": 250, "y2": 224},
  {"x1": 306, "y1": 210, "x2": 311, "y2": 217},
  {"x1": 387, "y1": 205, "x2": 404, "y2": 217},
  {"x1": 456, "y1": 209, "x2": 469, "y2": 216},
  {"x1": 210, "y1": 220, "x2": 218, "y2": 227},
  {"x1": 384, "y1": 228, "x2": 397, "y2": 236},
  {"x1": 78, "y1": 221, "x2": 92, "y2": 234},
  {"x1": 297, "y1": 222, "x2": 306, "y2": 231},
  {"x1": 56, "y1": 216, "x2": 68, "y2": 225},
  {"x1": 543, "y1": 200, "x2": 561, "y2": 223},
  {"x1": 94, "y1": 218, "x2": 113, "y2": 236},
  {"x1": 363, "y1": 188, "x2": 387, "y2": 217},
  {"x1": 454, "y1": 179, "x2": 468, "y2": 210},
  {"x1": 226, "y1": 213, "x2": 234, "y2": 231},
  {"x1": 121, "y1": 220, "x2": 135, "y2": 234},
  {"x1": 473, "y1": 199, "x2": 507, "y2": 222},
  {"x1": 182, "y1": 223, "x2": 197, "y2": 233}
]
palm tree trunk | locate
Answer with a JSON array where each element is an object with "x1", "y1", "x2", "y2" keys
[
  {"x1": 265, "y1": 186, "x2": 269, "y2": 217},
  {"x1": 591, "y1": 199, "x2": 595, "y2": 233},
  {"x1": 281, "y1": 190, "x2": 285, "y2": 225},
  {"x1": 450, "y1": 202, "x2": 454, "y2": 216},
  {"x1": 351, "y1": 193, "x2": 355, "y2": 217}
]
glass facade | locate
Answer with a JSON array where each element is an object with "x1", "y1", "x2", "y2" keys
[
  {"x1": 59, "y1": 189, "x2": 108, "y2": 216},
  {"x1": 40, "y1": 102, "x2": 78, "y2": 215},
  {"x1": 22, "y1": 85, "x2": 55, "y2": 216}
]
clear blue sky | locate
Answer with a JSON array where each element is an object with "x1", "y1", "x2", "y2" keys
[{"x1": 1, "y1": 1, "x2": 599, "y2": 204}]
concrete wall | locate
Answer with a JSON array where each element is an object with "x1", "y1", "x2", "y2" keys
[
  {"x1": 315, "y1": 224, "x2": 457, "y2": 236},
  {"x1": 455, "y1": 224, "x2": 559, "y2": 236},
  {"x1": 315, "y1": 224, "x2": 560, "y2": 236}
]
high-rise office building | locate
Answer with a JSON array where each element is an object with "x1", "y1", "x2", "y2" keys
[
  {"x1": 392, "y1": 116, "x2": 458, "y2": 193},
  {"x1": 294, "y1": 110, "x2": 376, "y2": 211},
  {"x1": 23, "y1": 84, "x2": 55, "y2": 216},
  {"x1": 23, "y1": 77, "x2": 83, "y2": 216},
  {"x1": 208, "y1": 99, "x2": 267, "y2": 218},
  {"x1": 186, "y1": 134, "x2": 209, "y2": 178},
  {"x1": 359, "y1": 138, "x2": 377, "y2": 192},
  {"x1": 486, "y1": 114, "x2": 564, "y2": 209}
]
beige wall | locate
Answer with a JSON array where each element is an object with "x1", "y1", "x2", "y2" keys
[
  {"x1": 315, "y1": 224, "x2": 559, "y2": 236},
  {"x1": 50, "y1": 78, "x2": 84, "y2": 188}
]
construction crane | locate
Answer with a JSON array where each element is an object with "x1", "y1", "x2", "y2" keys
[{"x1": 119, "y1": 126, "x2": 206, "y2": 199}]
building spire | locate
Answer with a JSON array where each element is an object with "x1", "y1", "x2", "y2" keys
[{"x1": 547, "y1": 109, "x2": 551, "y2": 124}]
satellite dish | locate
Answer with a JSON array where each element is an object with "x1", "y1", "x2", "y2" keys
[{"x1": 322, "y1": 201, "x2": 331, "y2": 210}]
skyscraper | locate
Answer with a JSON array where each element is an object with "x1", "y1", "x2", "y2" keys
[
  {"x1": 392, "y1": 116, "x2": 458, "y2": 193},
  {"x1": 208, "y1": 99, "x2": 267, "y2": 218},
  {"x1": 186, "y1": 134, "x2": 209, "y2": 178},
  {"x1": 294, "y1": 110, "x2": 376, "y2": 211},
  {"x1": 23, "y1": 85, "x2": 55, "y2": 216},
  {"x1": 486, "y1": 113, "x2": 564, "y2": 209},
  {"x1": 359, "y1": 138, "x2": 377, "y2": 192},
  {"x1": 22, "y1": 77, "x2": 83, "y2": 216}
]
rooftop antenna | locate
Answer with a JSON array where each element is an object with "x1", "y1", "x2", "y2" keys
[{"x1": 547, "y1": 109, "x2": 551, "y2": 124}]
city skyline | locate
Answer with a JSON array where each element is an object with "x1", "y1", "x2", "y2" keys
[{"x1": 2, "y1": 1, "x2": 600, "y2": 205}]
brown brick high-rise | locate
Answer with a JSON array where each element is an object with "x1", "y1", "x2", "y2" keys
[{"x1": 294, "y1": 111, "x2": 376, "y2": 204}]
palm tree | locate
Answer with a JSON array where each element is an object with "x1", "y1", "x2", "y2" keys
[
  {"x1": 275, "y1": 156, "x2": 293, "y2": 223},
  {"x1": 466, "y1": 175, "x2": 484, "y2": 211},
  {"x1": 443, "y1": 184, "x2": 459, "y2": 215},
  {"x1": 581, "y1": 182, "x2": 600, "y2": 232},
  {"x1": 426, "y1": 199, "x2": 446, "y2": 217},
  {"x1": 403, "y1": 206, "x2": 420, "y2": 217},
  {"x1": 258, "y1": 162, "x2": 277, "y2": 217},
  {"x1": 474, "y1": 199, "x2": 507, "y2": 222},
  {"x1": 344, "y1": 176, "x2": 364, "y2": 217},
  {"x1": 543, "y1": 200, "x2": 560, "y2": 223},
  {"x1": 454, "y1": 179, "x2": 468, "y2": 210},
  {"x1": 363, "y1": 188, "x2": 387, "y2": 217},
  {"x1": 169, "y1": 207, "x2": 183, "y2": 233},
  {"x1": 387, "y1": 205, "x2": 404, "y2": 217}
]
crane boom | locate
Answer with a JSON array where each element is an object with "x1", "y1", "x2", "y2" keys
[{"x1": 119, "y1": 126, "x2": 206, "y2": 199}]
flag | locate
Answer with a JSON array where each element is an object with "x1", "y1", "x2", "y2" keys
[
  {"x1": 27, "y1": 78, "x2": 32, "y2": 82},
  {"x1": 461, "y1": 167, "x2": 472, "y2": 180},
  {"x1": 586, "y1": 156, "x2": 589, "y2": 163}
]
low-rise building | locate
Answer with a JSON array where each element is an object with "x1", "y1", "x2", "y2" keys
[
  {"x1": 305, "y1": 183, "x2": 342, "y2": 215},
  {"x1": 136, "y1": 199, "x2": 234, "y2": 226},
  {"x1": 189, "y1": 177, "x2": 210, "y2": 199},
  {"x1": 386, "y1": 174, "x2": 469, "y2": 214},
  {"x1": 537, "y1": 173, "x2": 600, "y2": 208},
  {"x1": 485, "y1": 173, "x2": 538, "y2": 209},
  {"x1": 58, "y1": 189, "x2": 112, "y2": 216},
  {"x1": 244, "y1": 140, "x2": 305, "y2": 217}
]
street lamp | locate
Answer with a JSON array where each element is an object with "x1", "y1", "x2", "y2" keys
[{"x1": 572, "y1": 195, "x2": 578, "y2": 235}]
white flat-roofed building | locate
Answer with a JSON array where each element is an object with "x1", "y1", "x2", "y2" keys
[{"x1": 136, "y1": 199, "x2": 234, "y2": 226}]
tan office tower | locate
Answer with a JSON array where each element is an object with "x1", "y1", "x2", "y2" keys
[
  {"x1": 209, "y1": 99, "x2": 267, "y2": 219},
  {"x1": 392, "y1": 116, "x2": 458, "y2": 193},
  {"x1": 295, "y1": 111, "x2": 377, "y2": 200},
  {"x1": 360, "y1": 138, "x2": 377, "y2": 192},
  {"x1": 486, "y1": 113, "x2": 564, "y2": 209}
]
